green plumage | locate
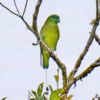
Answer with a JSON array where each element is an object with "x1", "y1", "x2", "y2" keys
[{"x1": 40, "y1": 14, "x2": 60, "y2": 69}]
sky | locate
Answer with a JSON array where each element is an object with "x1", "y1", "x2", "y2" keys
[{"x1": 0, "y1": 0, "x2": 100, "y2": 100}]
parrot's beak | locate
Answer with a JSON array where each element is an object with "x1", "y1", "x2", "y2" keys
[{"x1": 57, "y1": 18, "x2": 60, "y2": 23}]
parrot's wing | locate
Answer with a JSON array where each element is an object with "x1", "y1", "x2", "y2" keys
[
  {"x1": 40, "y1": 26, "x2": 46, "y2": 67},
  {"x1": 40, "y1": 25, "x2": 48, "y2": 41}
]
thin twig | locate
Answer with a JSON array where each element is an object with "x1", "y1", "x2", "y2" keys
[
  {"x1": 0, "y1": 2, "x2": 35, "y2": 38},
  {"x1": 22, "y1": 0, "x2": 28, "y2": 17},
  {"x1": 14, "y1": 0, "x2": 21, "y2": 15},
  {"x1": 0, "y1": 2, "x2": 19, "y2": 17}
]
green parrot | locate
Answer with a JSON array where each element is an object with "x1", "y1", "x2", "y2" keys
[{"x1": 40, "y1": 14, "x2": 60, "y2": 69}]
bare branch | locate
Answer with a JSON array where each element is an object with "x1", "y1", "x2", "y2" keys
[
  {"x1": 75, "y1": 57, "x2": 100, "y2": 84},
  {"x1": 96, "y1": 0, "x2": 98, "y2": 19},
  {"x1": 32, "y1": 0, "x2": 42, "y2": 40},
  {"x1": 0, "y1": 2, "x2": 33, "y2": 37},
  {"x1": 22, "y1": 0, "x2": 28, "y2": 17},
  {"x1": 0, "y1": 2, "x2": 20, "y2": 17},
  {"x1": 68, "y1": 0, "x2": 99, "y2": 80},
  {"x1": 67, "y1": 57, "x2": 100, "y2": 93},
  {"x1": 14, "y1": 0, "x2": 21, "y2": 15}
]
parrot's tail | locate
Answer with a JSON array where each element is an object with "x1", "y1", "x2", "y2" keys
[
  {"x1": 43, "y1": 53, "x2": 49, "y2": 91},
  {"x1": 43, "y1": 53, "x2": 49, "y2": 69}
]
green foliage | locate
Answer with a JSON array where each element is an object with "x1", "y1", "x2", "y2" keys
[
  {"x1": 37, "y1": 82, "x2": 44, "y2": 97},
  {"x1": 30, "y1": 82, "x2": 48, "y2": 100},
  {"x1": 30, "y1": 82, "x2": 64, "y2": 100},
  {"x1": 54, "y1": 75, "x2": 59, "y2": 83},
  {"x1": 49, "y1": 85, "x2": 53, "y2": 93},
  {"x1": 49, "y1": 89, "x2": 63, "y2": 100}
]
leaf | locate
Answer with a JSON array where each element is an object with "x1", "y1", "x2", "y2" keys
[
  {"x1": 1, "y1": 97, "x2": 7, "y2": 100},
  {"x1": 37, "y1": 82, "x2": 44, "y2": 97},
  {"x1": 67, "y1": 95, "x2": 74, "y2": 100},
  {"x1": 54, "y1": 75, "x2": 59, "y2": 83},
  {"x1": 50, "y1": 89, "x2": 64, "y2": 100},
  {"x1": 56, "y1": 88, "x2": 63, "y2": 94},
  {"x1": 49, "y1": 85, "x2": 53, "y2": 93},
  {"x1": 30, "y1": 98, "x2": 36, "y2": 100},
  {"x1": 31, "y1": 90, "x2": 37, "y2": 98},
  {"x1": 50, "y1": 90, "x2": 60, "y2": 100}
]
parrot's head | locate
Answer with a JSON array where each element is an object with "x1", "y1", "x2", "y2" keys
[{"x1": 46, "y1": 14, "x2": 60, "y2": 24}]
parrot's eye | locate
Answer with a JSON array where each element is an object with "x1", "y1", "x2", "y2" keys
[{"x1": 52, "y1": 16, "x2": 55, "y2": 18}]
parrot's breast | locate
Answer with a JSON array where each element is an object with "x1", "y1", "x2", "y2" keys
[{"x1": 41, "y1": 23, "x2": 60, "y2": 50}]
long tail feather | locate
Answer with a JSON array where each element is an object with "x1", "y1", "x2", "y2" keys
[
  {"x1": 40, "y1": 53, "x2": 43, "y2": 66},
  {"x1": 45, "y1": 69, "x2": 49, "y2": 91}
]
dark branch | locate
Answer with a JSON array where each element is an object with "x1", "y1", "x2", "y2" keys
[
  {"x1": 13, "y1": 0, "x2": 21, "y2": 15},
  {"x1": 22, "y1": 0, "x2": 28, "y2": 17}
]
